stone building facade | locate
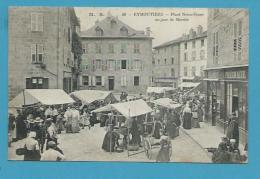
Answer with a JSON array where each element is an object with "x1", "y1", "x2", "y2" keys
[
  {"x1": 152, "y1": 39, "x2": 181, "y2": 88},
  {"x1": 79, "y1": 15, "x2": 153, "y2": 94},
  {"x1": 205, "y1": 9, "x2": 249, "y2": 145},
  {"x1": 179, "y1": 26, "x2": 207, "y2": 86},
  {"x1": 8, "y1": 7, "x2": 80, "y2": 100}
]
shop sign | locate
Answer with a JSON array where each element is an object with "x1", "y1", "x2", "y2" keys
[{"x1": 224, "y1": 70, "x2": 247, "y2": 80}]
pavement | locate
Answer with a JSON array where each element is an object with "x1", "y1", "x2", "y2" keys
[
  {"x1": 182, "y1": 122, "x2": 245, "y2": 153},
  {"x1": 8, "y1": 124, "x2": 211, "y2": 163}
]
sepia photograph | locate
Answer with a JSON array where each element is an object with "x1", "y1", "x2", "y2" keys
[{"x1": 8, "y1": 7, "x2": 248, "y2": 163}]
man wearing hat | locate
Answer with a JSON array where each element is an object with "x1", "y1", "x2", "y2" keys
[
  {"x1": 41, "y1": 141, "x2": 65, "y2": 161},
  {"x1": 34, "y1": 117, "x2": 46, "y2": 153}
]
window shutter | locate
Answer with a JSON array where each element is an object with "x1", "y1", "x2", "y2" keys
[
  {"x1": 88, "y1": 76, "x2": 92, "y2": 86},
  {"x1": 31, "y1": 13, "x2": 36, "y2": 31},
  {"x1": 101, "y1": 76, "x2": 105, "y2": 86},
  {"x1": 92, "y1": 76, "x2": 96, "y2": 86},
  {"x1": 31, "y1": 44, "x2": 36, "y2": 63},
  {"x1": 79, "y1": 76, "x2": 82, "y2": 86},
  {"x1": 117, "y1": 60, "x2": 121, "y2": 70},
  {"x1": 38, "y1": 13, "x2": 43, "y2": 32},
  {"x1": 92, "y1": 59, "x2": 95, "y2": 72}
]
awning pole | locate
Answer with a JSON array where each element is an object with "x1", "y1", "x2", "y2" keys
[{"x1": 23, "y1": 89, "x2": 25, "y2": 106}]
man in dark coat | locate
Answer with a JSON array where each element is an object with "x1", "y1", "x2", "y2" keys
[{"x1": 226, "y1": 112, "x2": 240, "y2": 149}]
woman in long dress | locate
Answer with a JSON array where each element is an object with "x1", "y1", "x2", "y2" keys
[
  {"x1": 64, "y1": 107, "x2": 73, "y2": 133},
  {"x1": 71, "y1": 107, "x2": 80, "y2": 133},
  {"x1": 182, "y1": 104, "x2": 192, "y2": 129}
]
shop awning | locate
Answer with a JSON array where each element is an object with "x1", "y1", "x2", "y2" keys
[
  {"x1": 70, "y1": 90, "x2": 117, "y2": 105},
  {"x1": 9, "y1": 89, "x2": 75, "y2": 108},
  {"x1": 178, "y1": 82, "x2": 200, "y2": 88},
  {"x1": 203, "y1": 78, "x2": 219, "y2": 81},
  {"x1": 146, "y1": 87, "x2": 175, "y2": 94},
  {"x1": 152, "y1": 98, "x2": 182, "y2": 109},
  {"x1": 93, "y1": 99, "x2": 152, "y2": 118}
]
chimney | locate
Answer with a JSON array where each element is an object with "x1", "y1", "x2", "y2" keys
[
  {"x1": 146, "y1": 27, "x2": 151, "y2": 36},
  {"x1": 197, "y1": 25, "x2": 203, "y2": 35}
]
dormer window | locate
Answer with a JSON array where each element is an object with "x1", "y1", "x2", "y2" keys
[
  {"x1": 111, "y1": 19, "x2": 117, "y2": 28},
  {"x1": 95, "y1": 26, "x2": 104, "y2": 36},
  {"x1": 120, "y1": 26, "x2": 128, "y2": 36}
]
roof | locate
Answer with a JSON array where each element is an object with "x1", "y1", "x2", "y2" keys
[
  {"x1": 147, "y1": 87, "x2": 175, "y2": 94},
  {"x1": 70, "y1": 90, "x2": 115, "y2": 104},
  {"x1": 93, "y1": 99, "x2": 152, "y2": 117},
  {"x1": 153, "y1": 31, "x2": 207, "y2": 49},
  {"x1": 152, "y1": 98, "x2": 182, "y2": 109},
  {"x1": 9, "y1": 89, "x2": 75, "y2": 108},
  {"x1": 80, "y1": 15, "x2": 151, "y2": 38}
]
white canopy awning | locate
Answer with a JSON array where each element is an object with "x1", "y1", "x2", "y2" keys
[
  {"x1": 179, "y1": 82, "x2": 200, "y2": 88},
  {"x1": 9, "y1": 89, "x2": 75, "y2": 108},
  {"x1": 152, "y1": 98, "x2": 182, "y2": 109},
  {"x1": 70, "y1": 90, "x2": 116, "y2": 105},
  {"x1": 147, "y1": 87, "x2": 175, "y2": 94},
  {"x1": 93, "y1": 99, "x2": 152, "y2": 118}
]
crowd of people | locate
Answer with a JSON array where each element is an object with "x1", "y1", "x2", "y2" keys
[{"x1": 8, "y1": 103, "x2": 100, "y2": 161}]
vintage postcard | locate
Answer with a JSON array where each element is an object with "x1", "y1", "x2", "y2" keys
[{"x1": 8, "y1": 7, "x2": 248, "y2": 163}]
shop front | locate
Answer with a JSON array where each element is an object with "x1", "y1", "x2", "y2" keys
[{"x1": 205, "y1": 66, "x2": 248, "y2": 145}]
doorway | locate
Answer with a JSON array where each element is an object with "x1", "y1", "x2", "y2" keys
[{"x1": 108, "y1": 76, "x2": 114, "y2": 90}]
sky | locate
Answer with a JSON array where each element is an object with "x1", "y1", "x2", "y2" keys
[{"x1": 75, "y1": 7, "x2": 208, "y2": 47}]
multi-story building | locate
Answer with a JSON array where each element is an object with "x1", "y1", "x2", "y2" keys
[
  {"x1": 79, "y1": 15, "x2": 153, "y2": 94},
  {"x1": 152, "y1": 38, "x2": 181, "y2": 88},
  {"x1": 152, "y1": 25, "x2": 207, "y2": 89},
  {"x1": 179, "y1": 26, "x2": 207, "y2": 89},
  {"x1": 205, "y1": 9, "x2": 249, "y2": 145},
  {"x1": 8, "y1": 7, "x2": 81, "y2": 100}
]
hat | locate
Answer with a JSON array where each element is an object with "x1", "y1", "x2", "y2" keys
[
  {"x1": 34, "y1": 117, "x2": 43, "y2": 123},
  {"x1": 160, "y1": 135, "x2": 168, "y2": 141},
  {"x1": 47, "y1": 141, "x2": 56, "y2": 148},
  {"x1": 28, "y1": 131, "x2": 36, "y2": 138}
]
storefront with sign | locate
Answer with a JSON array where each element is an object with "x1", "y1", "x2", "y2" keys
[{"x1": 205, "y1": 66, "x2": 248, "y2": 145}]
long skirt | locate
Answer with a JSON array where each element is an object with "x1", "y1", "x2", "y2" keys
[
  {"x1": 71, "y1": 119, "x2": 80, "y2": 133},
  {"x1": 183, "y1": 112, "x2": 192, "y2": 129},
  {"x1": 156, "y1": 145, "x2": 171, "y2": 162},
  {"x1": 166, "y1": 123, "x2": 177, "y2": 139},
  {"x1": 66, "y1": 118, "x2": 73, "y2": 133},
  {"x1": 192, "y1": 117, "x2": 200, "y2": 128}
]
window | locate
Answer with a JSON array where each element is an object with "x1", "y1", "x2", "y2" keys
[
  {"x1": 192, "y1": 66, "x2": 196, "y2": 76},
  {"x1": 200, "y1": 50, "x2": 205, "y2": 60},
  {"x1": 108, "y1": 44, "x2": 114, "y2": 53},
  {"x1": 82, "y1": 76, "x2": 89, "y2": 86},
  {"x1": 121, "y1": 43, "x2": 127, "y2": 53},
  {"x1": 192, "y1": 40, "x2": 196, "y2": 48},
  {"x1": 213, "y1": 31, "x2": 219, "y2": 64},
  {"x1": 82, "y1": 43, "x2": 88, "y2": 54},
  {"x1": 95, "y1": 43, "x2": 101, "y2": 53},
  {"x1": 95, "y1": 59, "x2": 102, "y2": 70},
  {"x1": 164, "y1": 58, "x2": 167, "y2": 64},
  {"x1": 184, "y1": 67, "x2": 188, "y2": 77},
  {"x1": 184, "y1": 52, "x2": 188, "y2": 61},
  {"x1": 171, "y1": 68, "x2": 175, "y2": 77},
  {"x1": 95, "y1": 27, "x2": 103, "y2": 36},
  {"x1": 171, "y1": 57, "x2": 174, "y2": 64},
  {"x1": 120, "y1": 27, "x2": 128, "y2": 36},
  {"x1": 158, "y1": 59, "x2": 160, "y2": 65},
  {"x1": 121, "y1": 60, "x2": 127, "y2": 69},
  {"x1": 201, "y1": 39, "x2": 205, "y2": 47},
  {"x1": 68, "y1": 28, "x2": 71, "y2": 43},
  {"x1": 134, "y1": 76, "x2": 140, "y2": 86},
  {"x1": 108, "y1": 59, "x2": 115, "y2": 70},
  {"x1": 26, "y1": 77, "x2": 48, "y2": 89},
  {"x1": 134, "y1": 43, "x2": 140, "y2": 53},
  {"x1": 31, "y1": 13, "x2": 43, "y2": 32},
  {"x1": 192, "y1": 51, "x2": 196, "y2": 61},
  {"x1": 95, "y1": 76, "x2": 102, "y2": 86},
  {"x1": 31, "y1": 44, "x2": 44, "y2": 64},
  {"x1": 133, "y1": 60, "x2": 141, "y2": 70},
  {"x1": 184, "y1": 42, "x2": 187, "y2": 50}
]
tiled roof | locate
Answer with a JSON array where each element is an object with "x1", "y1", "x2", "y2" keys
[
  {"x1": 80, "y1": 16, "x2": 151, "y2": 38},
  {"x1": 154, "y1": 30, "x2": 207, "y2": 49}
]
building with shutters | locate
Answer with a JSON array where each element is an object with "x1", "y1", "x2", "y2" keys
[
  {"x1": 205, "y1": 9, "x2": 248, "y2": 145},
  {"x1": 79, "y1": 15, "x2": 153, "y2": 94},
  {"x1": 152, "y1": 26, "x2": 207, "y2": 89},
  {"x1": 8, "y1": 7, "x2": 80, "y2": 100}
]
